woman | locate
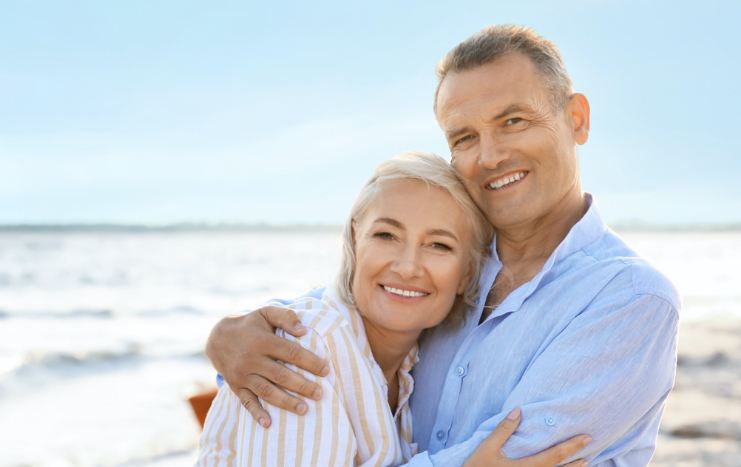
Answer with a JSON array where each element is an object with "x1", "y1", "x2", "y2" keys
[{"x1": 196, "y1": 152, "x2": 587, "y2": 466}]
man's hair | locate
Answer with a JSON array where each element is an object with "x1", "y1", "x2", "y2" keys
[
  {"x1": 435, "y1": 25, "x2": 573, "y2": 111},
  {"x1": 335, "y1": 151, "x2": 493, "y2": 326}
]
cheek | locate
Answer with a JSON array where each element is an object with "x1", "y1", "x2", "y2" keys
[
  {"x1": 433, "y1": 256, "x2": 469, "y2": 295},
  {"x1": 452, "y1": 157, "x2": 478, "y2": 182}
]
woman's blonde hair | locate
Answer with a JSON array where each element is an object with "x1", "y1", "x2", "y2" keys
[{"x1": 335, "y1": 151, "x2": 493, "y2": 326}]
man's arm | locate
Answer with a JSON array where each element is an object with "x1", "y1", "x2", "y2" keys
[
  {"x1": 199, "y1": 326, "x2": 357, "y2": 466},
  {"x1": 404, "y1": 290, "x2": 679, "y2": 466},
  {"x1": 206, "y1": 304, "x2": 329, "y2": 426}
]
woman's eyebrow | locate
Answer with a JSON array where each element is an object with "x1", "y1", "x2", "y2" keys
[
  {"x1": 428, "y1": 229, "x2": 458, "y2": 241},
  {"x1": 373, "y1": 218, "x2": 459, "y2": 241},
  {"x1": 373, "y1": 217, "x2": 403, "y2": 228}
]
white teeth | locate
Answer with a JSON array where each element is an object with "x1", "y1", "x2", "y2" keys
[
  {"x1": 383, "y1": 286, "x2": 428, "y2": 298},
  {"x1": 488, "y1": 171, "x2": 526, "y2": 190}
]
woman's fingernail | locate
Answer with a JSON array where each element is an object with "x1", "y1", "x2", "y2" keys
[
  {"x1": 506, "y1": 408, "x2": 521, "y2": 420},
  {"x1": 258, "y1": 417, "x2": 269, "y2": 428},
  {"x1": 582, "y1": 435, "x2": 592, "y2": 445},
  {"x1": 320, "y1": 364, "x2": 330, "y2": 376},
  {"x1": 313, "y1": 387, "x2": 323, "y2": 399},
  {"x1": 296, "y1": 402, "x2": 308, "y2": 414}
]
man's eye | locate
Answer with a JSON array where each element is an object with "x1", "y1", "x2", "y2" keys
[
  {"x1": 505, "y1": 117, "x2": 524, "y2": 126},
  {"x1": 452, "y1": 135, "x2": 474, "y2": 148}
]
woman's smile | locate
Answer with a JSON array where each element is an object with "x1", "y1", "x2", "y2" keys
[{"x1": 351, "y1": 178, "x2": 472, "y2": 335}]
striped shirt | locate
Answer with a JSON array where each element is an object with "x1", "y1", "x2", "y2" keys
[{"x1": 197, "y1": 287, "x2": 419, "y2": 466}]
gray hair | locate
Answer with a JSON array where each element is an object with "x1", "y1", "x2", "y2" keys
[
  {"x1": 335, "y1": 151, "x2": 493, "y2": 326},
  {"x1": 435, "y1": 25, "x2": 573, "y2": 111}
]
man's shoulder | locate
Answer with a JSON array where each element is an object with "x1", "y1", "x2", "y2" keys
[{"x1": 582, "y1": 229, "x2": 680, "y2": 311}]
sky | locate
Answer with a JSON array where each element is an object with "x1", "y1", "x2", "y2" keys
[{"x1": 2, "y1": 0, "x2": 740, "y2": 226}]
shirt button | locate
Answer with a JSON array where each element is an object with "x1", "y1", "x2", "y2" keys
[
  {"x1": 545, "y1": 416, "x2": 556, "y2": 426},
  {"x1": 455, "y1": 366, "x2": 466, "y2": 377},
  {"x1": 436, "y1": 430, "x2": 445, "y2": 440}
]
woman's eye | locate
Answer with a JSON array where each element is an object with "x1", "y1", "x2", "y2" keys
[
  {"x1": 431, "y1": 242, "x2": 453, "y2": 251},
  {"x1": 373, "y1": 231, "x2": 394, "y2": 240}
]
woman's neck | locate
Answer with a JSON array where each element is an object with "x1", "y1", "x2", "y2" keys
[{"x1": 360, "y1": 316, "x2": 419, "y2": 386}]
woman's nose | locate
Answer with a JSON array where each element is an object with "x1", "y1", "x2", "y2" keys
[{"x1": 390, "y1": 247, "x2": 423, "y2": 278}]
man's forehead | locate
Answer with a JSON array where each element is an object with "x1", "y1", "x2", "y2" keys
[{"x1": 436, "y1": 57, "x2": 550, "y2": 126}]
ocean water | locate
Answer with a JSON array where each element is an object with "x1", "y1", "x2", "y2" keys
[{"x1": 0, "y1": 228, "x2": 738, "y2": 466}]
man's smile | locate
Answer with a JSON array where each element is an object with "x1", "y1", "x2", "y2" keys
[{"x1": 485, "y1": 171, "x2": 529, "y2": 191}]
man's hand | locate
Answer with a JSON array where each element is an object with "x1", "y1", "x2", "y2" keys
[
  {"x1": 464, "y1": 409, "x2": 591, "y2": 467},
  {"x1": 205, "y1": 306, "x2": 329, "y2": 427}
]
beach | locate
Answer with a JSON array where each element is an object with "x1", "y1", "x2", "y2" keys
[
  {"x1": 652, "y1": 319, "x2": 741, "y2": 465},
  {"x1": 0, "y1": 228, "x2": 738, "y2": 466}
]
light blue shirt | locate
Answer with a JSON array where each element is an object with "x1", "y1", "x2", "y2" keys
[{"x1": 405, "y1": 195, "x2": 680, "y2": 466}]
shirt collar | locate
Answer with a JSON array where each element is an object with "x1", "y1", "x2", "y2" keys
[{"x1": 482, "y1": 194, "x2": 607, "y2": 320}]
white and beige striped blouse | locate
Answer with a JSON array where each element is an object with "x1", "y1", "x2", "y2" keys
[{"x1": 196, "y1": 287, "x2": 419, "y2": 466}]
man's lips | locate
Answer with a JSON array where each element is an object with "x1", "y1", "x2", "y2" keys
[{"x1": 485, "y1": 171, "x2": 529, "y2": 191}]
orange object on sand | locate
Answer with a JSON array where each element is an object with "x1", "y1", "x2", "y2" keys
[{"x1": 188, "y1": 388, "x2": 218, "y2": 428}]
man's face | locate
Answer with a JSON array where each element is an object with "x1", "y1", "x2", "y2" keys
[{"x1": 435, "y1": 53, "x2": 587, "y2": 230}]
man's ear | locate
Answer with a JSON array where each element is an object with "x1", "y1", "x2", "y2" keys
[{"x1": 567, "y1": 93, "x2": 590, "y2": 145}]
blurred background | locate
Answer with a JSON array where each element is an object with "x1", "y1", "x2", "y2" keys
[{"x1": 1, "y1": 0, "x2": 739, "y2": 465}]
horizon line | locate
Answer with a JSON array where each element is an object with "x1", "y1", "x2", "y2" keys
[{"x1": 1, "y1": 221, "x2": 741, "y2": 233}]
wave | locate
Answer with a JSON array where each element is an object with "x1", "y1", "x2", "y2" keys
[
  {"x1": 3, "y1": 346, "x2": 206, "y2": 384},
  {"x1": 0, "y1": 305, "x2": 207, "y2": 320},
  {"x1": 0, "y1": 308, "x2": 115, "y2": 320},
  {"x1": 135, "y1": 305, "x2": 204, "y2": 317},
  {"x1": 19, "y1": 346, "x2": 145, "y2": 373}
]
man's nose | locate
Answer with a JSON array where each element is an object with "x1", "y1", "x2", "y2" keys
[
  {"x1": 390, "y1": 246, "x2": 423, "y2": 278},
  {"x1": 479, "y1": 133, "x2": 509, "y2": 169}
]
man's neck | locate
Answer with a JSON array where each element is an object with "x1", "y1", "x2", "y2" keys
[
  {"x1": 482, "y1": 190, "x2": 588, "y2": 318},
  {"x1": 496, "y1": 190, "x2": 588, "y2": 268}
]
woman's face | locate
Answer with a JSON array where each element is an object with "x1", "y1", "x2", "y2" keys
[{"x1": 351, "y1": 179, "x2": 472, "y2": 334}]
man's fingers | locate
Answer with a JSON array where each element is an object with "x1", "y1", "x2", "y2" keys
[
  {"x1": 259, "y1": 306, "x2": 307, "y2": 337},
  {"x1": 233, "y1": 386, "x2": 272, "y2": 428},
  {"x1": 478, "y1": 408, "x2": 522, "y2": 457},
  {"x1": 524, "y1": 434, "x2": 591, "y2": 466},
  {"x1": 265, "y1": 333, "x2": 329, "y2": 377},
  {"x1": 245, "y1": 374, "x2": 309, "y2": 415},
  {"x1": 262, "y1": 359, "x2": 323, "y2": 400}
]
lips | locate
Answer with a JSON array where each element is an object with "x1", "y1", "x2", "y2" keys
[
  {"x1": 486, "y1": 171, "x2": 528, "y2": 190},
  {"x1": 381, "y1": 285, "x2": 430, "y2": 298}
]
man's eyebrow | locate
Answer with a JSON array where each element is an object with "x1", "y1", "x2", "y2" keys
[
  {"x1": 492, "y1": 104, "x2": 529, "y2": 121},
  {"x1": 444, "y1": 126, "x2": 470, "y2": 143},
  {"x1": 444, "y1": 104, "x2": 531, "y2": 142}
]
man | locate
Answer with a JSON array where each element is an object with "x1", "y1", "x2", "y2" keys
[{"x1": 207, "y1": 25, "x2": 679, "y2": 465}]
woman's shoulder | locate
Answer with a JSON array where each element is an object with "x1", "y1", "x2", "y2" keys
[{"x1": 282, "y1": 287, "x2": 358, "y2": 341}]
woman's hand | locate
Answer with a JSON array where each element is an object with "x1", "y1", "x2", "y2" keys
[
  {"x1": 464, "y1": 409, "x2": 591, "y2": 467},
  {"x1": 205, "y1": 306, "x2": 329, "y2": 427}
]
